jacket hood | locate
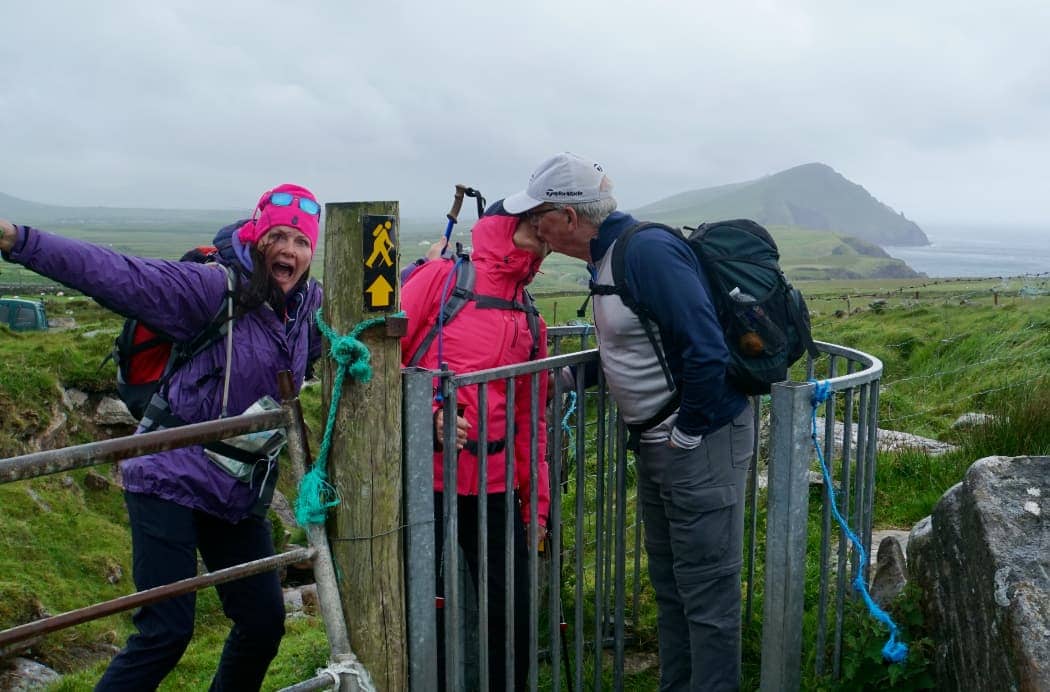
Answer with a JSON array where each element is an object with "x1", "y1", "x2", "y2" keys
[
  {"x1": 469, "y1": 213, "x2": 543, "y2": 286},
  {"x1": 213, "y1": 219, "x2": 253, "y2": 276}
]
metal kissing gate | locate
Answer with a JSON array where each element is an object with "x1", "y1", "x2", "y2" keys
[{"x1": 402, "y1": 326, "x2": 884, "y2": 691}]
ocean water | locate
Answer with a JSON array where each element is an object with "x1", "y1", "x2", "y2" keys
[{"x1": 885, "y1": 225, "x2": 1050, "y2": 279}]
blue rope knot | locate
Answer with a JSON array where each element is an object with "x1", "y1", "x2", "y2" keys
[
  {"x1": 811, "y1": 378, "x2": 831, "y2": 406},
  {"x1": 807, "y1": 378, "x2": 909, "y2": 664},
  {"x1": 294, "y1": 309, "x2": 404, "y2": 526}
]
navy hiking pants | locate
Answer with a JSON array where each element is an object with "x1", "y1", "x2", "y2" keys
[{"x1": 95, "y1": 492, "x2": 285, "y2": 692}]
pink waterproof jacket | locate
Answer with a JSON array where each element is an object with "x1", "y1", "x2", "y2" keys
[{"x1": 401, "y1": 214, "x2": 550, "y2": 526}]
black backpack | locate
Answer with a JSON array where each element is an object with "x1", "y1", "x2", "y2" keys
[
  {"x1": 589, "y1": 219, "x2": 818, "y2": 395},
  {"x1": 105, "y1": 246, "x2": 237, "y2": 420},
  {"x1": 405, "y1": 253, "x2": 541, "y2": 367}
]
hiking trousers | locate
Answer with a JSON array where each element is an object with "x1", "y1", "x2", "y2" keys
[
  {"x1": 95, "y1": 492, "x2": 284, "y2": 692},
  {"x1": 636, "y1": 405, "x2": 754, "y2": 692},
  {"x1": 434, "y1": 491, "x2": 531, "y2": 691}
]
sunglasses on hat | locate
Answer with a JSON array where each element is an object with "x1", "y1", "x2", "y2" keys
[{"x1": 268, "y1": 192, "x2": 321, "y2": 217}]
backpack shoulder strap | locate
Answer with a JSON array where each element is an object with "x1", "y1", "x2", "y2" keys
[
  {"x1": 521, "y1": 288, "x2": 540, "y2": 361},
  {"x1": 406, "y1": 257, "x2": 475, "y2": 367},
  {"x1": 588, "y1": 221, "x2": 683, "y2": 392},
  {"x1": 161, "y1": 264, "x2": 237, "y2": 413}
]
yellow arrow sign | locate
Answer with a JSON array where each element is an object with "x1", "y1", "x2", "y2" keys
[{"x1": 365, "y1": 274, "x2": 394, "y2": 308}]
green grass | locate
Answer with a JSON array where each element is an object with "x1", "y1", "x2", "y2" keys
[{"x1": 2, "y1": 282, "x2": 1049, "y2": 689}]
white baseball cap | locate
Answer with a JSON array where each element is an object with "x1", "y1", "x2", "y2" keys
[{"x1": 503, "y1": 152, "x2": 614, "y2": 214}]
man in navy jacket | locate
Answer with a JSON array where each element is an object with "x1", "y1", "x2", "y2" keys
[{"x1": 505, "y1": 153, "x2": 754, "y2": 691}]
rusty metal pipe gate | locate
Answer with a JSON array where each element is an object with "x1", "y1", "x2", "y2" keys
[{"x1": 0, "y1": 371, "x2": 361, "y2": 691}]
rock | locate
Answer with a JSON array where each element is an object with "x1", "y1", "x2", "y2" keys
[
  {"x1": 94, "y1": 398, "x2": 139, "y2": 427},
  {"x1": 909, "y1": 455, "x2": 1049, "y2": 691},
  {"x1": 283, "y1": 587, "x2": 304, "y2": 615},
  {"x1": 104, "y1": 560, "x2": 123, "y2": 585},
  {"x1": 813, "y1": 417, "x2": 957, "y2": 456},
  {"x1": 83, "y1": 471, "x2": 111, "y2": 491},
  {"x1": 952, "y1": 412, "x2": 996, "y2": 429},
  {"x1": 0, "y1": 657, "x2": 61, "y2": 691},
  {"x1": 869, "y1": 535, "x2": 908, "y2": 608},
  {"x1": 62, "y1": 388, "x2": 89, "y2": 410},
  {"x1": 46, "y1": 316, "x2": 77, "y2": 331},
  {"x1": 270, "y1": 491, "x2": 297, "y2": 531},
  {"x1": 300, "y1": 583, "x2": 320, "y2": 615},
  {"x1": 24, "y1": 488, "x2": 51, "y2": 513}
]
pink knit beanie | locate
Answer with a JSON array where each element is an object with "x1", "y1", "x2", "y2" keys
[{"x1": 237, "y1": 183, "x2": 320, "y2": 251}]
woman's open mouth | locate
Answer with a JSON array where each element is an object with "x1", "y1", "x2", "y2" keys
[{"x1": 271, "y1": 260, "x2": 296, "y2": 281}]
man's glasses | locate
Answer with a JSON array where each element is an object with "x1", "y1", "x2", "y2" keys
[
  {"x1": 269, "y1": 192, "x2": 321, "y2": 217},
  {"x1": 526, "y1": 206, "x2": 563, "y2": 223}
]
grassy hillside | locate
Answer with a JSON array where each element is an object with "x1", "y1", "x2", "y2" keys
[
  {"x1": 631, "y1": 163, "x2": 929, "y2": 247},
  {"x1": 3, "y1": 277, "x2": 1048, "y2": 689}
]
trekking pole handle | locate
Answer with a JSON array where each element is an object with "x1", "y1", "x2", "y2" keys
[{"x1": 447, "y1": 184, "x2": 469, "y2": 223}]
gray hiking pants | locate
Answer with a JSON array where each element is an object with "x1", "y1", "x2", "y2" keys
[{"x1": 636, "y1": 405, "x2": 754, "y2": 692}]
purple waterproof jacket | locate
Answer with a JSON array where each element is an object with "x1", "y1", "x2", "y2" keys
[{"x1": 5, "y1": 226, "x2": 323, "y2": 522}]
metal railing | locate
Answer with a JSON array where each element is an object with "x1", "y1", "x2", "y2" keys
[
  {"x1": 0, "y1": 372, "x2": 367, "y2": 691},
  {"x1": 1, "y1": 331, "x2": 883, "y2": 691},
  {"x1": 404, "y1": 326, "x2": 884, "y2": 691}
]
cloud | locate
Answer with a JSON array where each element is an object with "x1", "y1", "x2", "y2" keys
[{"x1": 1, "y1": 0, "x2": 1048, "y2": 224}]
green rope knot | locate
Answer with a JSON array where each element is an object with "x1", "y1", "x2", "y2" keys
[
  {"x1": 294, "y1": 308, "x2": 405, "y2": 526},
  {"x1": 328, "y1": 333, "x2": 373, "y2": 383}
]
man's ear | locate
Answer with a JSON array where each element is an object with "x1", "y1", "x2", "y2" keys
[{"x1": 564, "y1": 205, "x2": 577, "y2": 230}]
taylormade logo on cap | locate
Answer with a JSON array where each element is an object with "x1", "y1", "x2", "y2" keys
[{"x1": 503, "y1": 153, "x2": 614, "y2": 214}]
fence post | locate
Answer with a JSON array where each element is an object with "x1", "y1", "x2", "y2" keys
[
  {"x1": 761, "y1": 381, "x2": 815, "y2": 692},
  {"x1": 402, "y1": 367, "x2": 438, "y2": 691},
  {"x1": 322, "y1": 201, "x2": 406, "y2": 691}
]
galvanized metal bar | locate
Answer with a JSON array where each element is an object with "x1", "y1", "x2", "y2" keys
[
  {"x1": 0, "y1": 548, "x2": 312, "y2": 649},
  {"x1": 548, "y1": 371, "x2": 565, "y2": 692},
  {"x1": 760, "y1": 381, "x2": 815, "y2": 692},
  {"x1": 574, "y1": 371, "x2": 588, "y2": 692},
  {"x1": 476, "y1": 382, "x2": 490, "y2": 692},
  {"x1": 613, "y1": 415, "x2": 627, "y2": 692},
  {"x1": 451, "y1": 350, "x2": 595, "y2": 385},
  {"x1": 632, "y1": 450, "x2": 643, "y2": 651},
  {"x1": 602, "y1": 402, "x2": 617, "y2": 646},
  {"x1": 833, "y1": 363, "x2": 856, "y2": 679},
  {"x1": 745, "y1": 394, "x2": 761, "y2": 626},
  {"x1": 0, "y1": 409, "x2": 288, "y2": 483},
  {"x1": 277, "y1": 673, "x2": 336, "y2": 692},
  {"x1": 592, "y1": 385, "x2": 608, "y2": 692},
  {"x1": 528, "y1": 371, "x2": 541, "y2": 692},
  {"x1": 277, "y1": 373, "x2": 353, "y2": 664},
  {"x1": 504, "y1": 376, "x2": 517, "y2": 692},
  {"x1": 402, "y1": 368, "x2": 438, "y2": 692},
  {"x1": 441, "y1": 376, "x2": 463, "y2": 692},
  {"x1": 862, "y1": 380, "x2": 881, "y2": 579},
  {"x1": 815, "y1": 355, "x2": 838, "y2": 676},
  {"x1": 851, "y1": 383, "x2": 871, "y2": 587}
]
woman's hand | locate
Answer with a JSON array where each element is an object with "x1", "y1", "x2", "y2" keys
[
  {"x1": 0, "y1": 220, "x2": 16, "y2": 253},
  {"x1": 434, "y1": 407, "x2": 470, "y2": 450},
  {"x1": 424, "y1": 239, "x2": 448, "y2": 261}
]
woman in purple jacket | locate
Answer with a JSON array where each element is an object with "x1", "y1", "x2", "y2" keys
[{"x1": 0, "y1": 183, "x2": 324, "y2": 691}]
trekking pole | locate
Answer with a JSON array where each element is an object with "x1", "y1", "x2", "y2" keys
[{"x1": 443, "y1": 184, "x2": 486, "y2": 256}]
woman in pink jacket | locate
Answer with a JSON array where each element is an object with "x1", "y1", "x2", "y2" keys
[{"x1": 401, "y1": 209, "x2": 550, "y2": 690}]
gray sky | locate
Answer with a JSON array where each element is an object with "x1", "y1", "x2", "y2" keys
[{"x1": 2, "y1": 0, "x2": 1048, "y2": 225}]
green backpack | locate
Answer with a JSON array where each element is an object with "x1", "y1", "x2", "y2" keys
[{"x1": 589, "y1": 219, "x2": 818, "y2": 395}]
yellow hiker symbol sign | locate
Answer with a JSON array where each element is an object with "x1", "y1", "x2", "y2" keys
[{"x1": 362, "y1": 214, "x2": 398, "y2": 311}]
